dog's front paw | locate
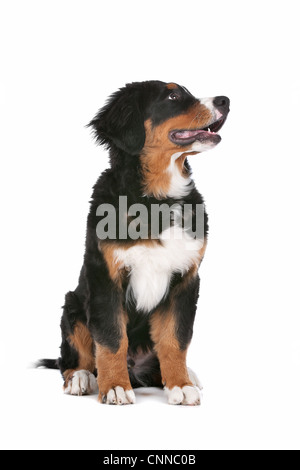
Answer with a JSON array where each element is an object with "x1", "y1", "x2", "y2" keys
[
  {"x1": 100, "y1": 386, "x2": 136, "y2": 405},
  {"x1": 166, "y1": 385, "x2": 201, "y2": 406},
  {"x1": 64, "y1": 370, "x2": 98, "y2": 396}
]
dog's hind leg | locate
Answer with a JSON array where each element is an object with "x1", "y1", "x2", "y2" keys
[{"x1": 59, "y1": 291, "x2": 97, "y2": 396}]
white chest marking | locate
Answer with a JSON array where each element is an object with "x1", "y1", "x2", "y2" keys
[
  {"x1": 114, "y1": 226, "x2": 203, "y2": 313},
  {"x1": 166, "y1": 151, "x2": 193, "y2": 199}
]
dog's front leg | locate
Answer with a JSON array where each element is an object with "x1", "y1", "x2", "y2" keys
[
  {"x1": 87, "y1": 264, "x2": 135, "y2": 405},
  {"x1": 150, "y1": 273, "x2": 202, "y2": 406},
  {"x1": 95, "y1": 316, "x2": 135, "y2": 405}
]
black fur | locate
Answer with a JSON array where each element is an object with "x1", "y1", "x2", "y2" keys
[
  {"x1": 38, "y1": 81, "x2": 229, "y2": 393},
  {"x1": 36, "y1": 359, "x2": 59, "y2": 369}
]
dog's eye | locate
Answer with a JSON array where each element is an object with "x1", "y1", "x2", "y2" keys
[{"x1": 169, "y1": 92, "x2": 180, "y2": 101}]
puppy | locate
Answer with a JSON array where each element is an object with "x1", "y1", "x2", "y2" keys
[{"x1": 39, "y1": 81, "x2": 230, "y2": 405}]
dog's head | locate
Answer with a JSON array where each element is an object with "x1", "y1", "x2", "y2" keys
[{"x1": 89, "y1": 81, "x2": 229, "y2": 197}]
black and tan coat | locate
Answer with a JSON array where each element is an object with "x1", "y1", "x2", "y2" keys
[{"x1": 38, "y1": 80, "x2": 230, "y2": 405}]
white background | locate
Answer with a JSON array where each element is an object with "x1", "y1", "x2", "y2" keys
[{"x1": 1, "y1": 0, "x2": 300, "y2": 450}]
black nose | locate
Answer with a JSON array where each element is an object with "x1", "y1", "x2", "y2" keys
[{"x1": 213, "y1": 96, "x2": 230, "y2": 113}]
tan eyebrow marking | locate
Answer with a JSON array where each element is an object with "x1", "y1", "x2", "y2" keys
[{"x1": 166, "y1": 83, "x2": 178, "y2": 90}]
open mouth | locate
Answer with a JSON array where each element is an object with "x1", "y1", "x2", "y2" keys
[{"x1": 169, "y1": 116, "x2": 226, "y2": 146}]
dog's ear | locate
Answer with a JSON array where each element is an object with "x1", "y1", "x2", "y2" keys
[{"x1": 88, "y1": 86, "x2": 145, "y2": 155}]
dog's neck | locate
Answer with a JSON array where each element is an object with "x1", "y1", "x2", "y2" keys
[
  {"x1": 108, "y1": 146, "x2": 195, "y2": 201},
  {"x1": 140, "y1": 148, "x2": 195, "y2": 200}
]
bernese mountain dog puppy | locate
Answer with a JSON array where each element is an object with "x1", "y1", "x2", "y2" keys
[{"x1": 39, "y1": 81, "x2": 230, "y2": 405}]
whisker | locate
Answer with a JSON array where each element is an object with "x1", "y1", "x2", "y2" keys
[{"x1": 187, "y1": 113, "x2": 202, "y2": 130}]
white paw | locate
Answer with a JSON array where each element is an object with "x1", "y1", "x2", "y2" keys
[
  {"x1": 64, "y1": 370, "x2": 98, "y2": 396},
  {"x1": 105, "y1": 386, "x2": 136, "y2": 405},
  {"x1": 166, "y1": 385, "x2": 201, "y2": 406},
  {"x1": 187, "y1": 367, "x2": 203, "y2": 390}
]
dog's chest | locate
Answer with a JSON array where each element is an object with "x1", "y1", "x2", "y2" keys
[{"x1": 114, "y1": 226, "x2": 203, "y2": 313}]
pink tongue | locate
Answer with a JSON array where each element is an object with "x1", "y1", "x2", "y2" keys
[{"x1": 174, "y1": 129, "x2": 204, "y2": 139}]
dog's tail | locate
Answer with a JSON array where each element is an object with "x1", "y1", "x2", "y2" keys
[{"x1": 36, "y1": 358, "x2": 59, "y2": 370}]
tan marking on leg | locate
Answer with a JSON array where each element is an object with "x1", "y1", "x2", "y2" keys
[
  {"x1": 150, "y1": 311, "x2": 192, "y2": 390},
  {"x1": 69, "y1": 322, "x2": 95, "y2": 371},
  {"x1": 149, "y1": 266, "x2": 202, "y2": 392},
  {"x1": 62, "y1": 322, "x2": 95, "y2": 389},
  {"x1": 95, "y1": 317, "x2": 132, "y2": 402}
]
